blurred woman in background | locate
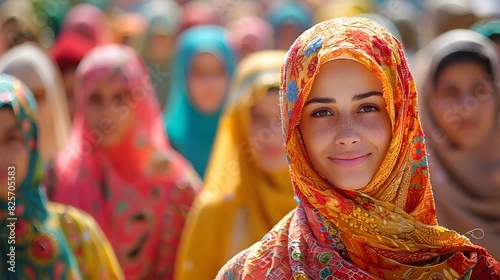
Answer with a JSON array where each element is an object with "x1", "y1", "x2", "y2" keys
[
  {"x1": 0, "y1": 74, "x2": 122, "y2": 279},
  {"x1": 415, "y1": 29, "x2": 500, "y2": 260},
  {"x1": 0, "y1": 43, "x2": 71, "y2": 165},
  {"x1": 175, "y1": 50, "x2": 296, "y2": 280},
  {"x1": 51, "y1": 45, "x2": 201, "y2": 279},
  {"x1": 139, "y1": 0, "x2": 183, "y2": 108},
  {"x1": 226, "y1": 16, "x2": 273, "y2": 62},
  {"x1": 60, "y1": 3, "x2": 113, "y2": 46},
  {"x1": 51, "y1": 29, "x2": 96, "y2": 121},
  {"x1": 163, "y1": 25, "x2": 235, "y2": 178},
  {"x1": 0, "y1": 0, "x2": 39, "y2": 55},
  {"x1": 266, "y1": 0, "x2": 312, "y2": 50}
]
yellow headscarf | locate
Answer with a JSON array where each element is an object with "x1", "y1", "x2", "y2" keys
[
  {"x1": 217, "y1": 17, "x2": 500, "y2": 280},
  {"x1": 175, "y1": 50, "x2": 296, "y2": 280}
]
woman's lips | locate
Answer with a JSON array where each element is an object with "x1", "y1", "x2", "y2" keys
[
  {"x1": 458, "y1": 120, "x2": 477, "y2": 130},
  {"x1": 328, "y1": 153, "x2": 371, "y2": 168}
]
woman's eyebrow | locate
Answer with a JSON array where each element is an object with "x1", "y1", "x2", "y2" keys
[
  {"x1": 0, "y1": 125, "x2": 22, "y2": 136},
  {"x1": 352, "y1": 91, "x2": 383, "y2": 101},
  {"x1": 304, "y1": 97, "x2": 336, "y2": 106}
]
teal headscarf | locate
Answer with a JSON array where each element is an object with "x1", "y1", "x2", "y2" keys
[
  {"x1": 163, "y1": 25, "x2": 235, "y2": 178},
  {"x1": 0, "y1": 74, "x2": 79, "y2": 278},
  {"x1": 471, "y1": 18, "x2": 500, "y2": 39},
  {"x1": 266, "y1": 1, "x2": 312, "y2": 32}
]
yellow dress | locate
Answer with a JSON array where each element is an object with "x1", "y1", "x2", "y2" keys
[{"x1": 174, "y1": 51, "x2": 297, "y2": 280}]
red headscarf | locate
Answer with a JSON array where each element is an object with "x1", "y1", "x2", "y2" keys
[{"x1": 52, "y1": 44, "x2": 201, "y2": 279}]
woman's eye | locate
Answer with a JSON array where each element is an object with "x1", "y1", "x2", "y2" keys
[
  {"x1": 474, "y1": 83, "x2": 493, "y2": 99},
  {"x1": 358, "y1": 105, "x2": 378, "y2": 113},
  {"x1": 88, "y1": 93, "x2": 102, "y2": 105},
  {"x1": 311, "y1": 109, "x2": 332, "y2": 118},
  {"x1": 5, "y1": 133, "x2": 23, "y2": 144},
  {"x1": 438, "y1": 89, "x2": 459, "y2": 99}
]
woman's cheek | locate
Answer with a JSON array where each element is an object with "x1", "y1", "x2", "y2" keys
[{"x1": 358, "y1": 115, "x2": 391, "y2": 146}]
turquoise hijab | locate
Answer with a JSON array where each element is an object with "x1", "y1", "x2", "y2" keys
[
  {"x1": 163, "y1": 25, "x2": 235, "y2": 178},
  {"x1": 266, "y1": 1, "x2": 312, "y2": 32},
  {"x1": 471, "y1": 18, "x2": 500, "y2": 38}
]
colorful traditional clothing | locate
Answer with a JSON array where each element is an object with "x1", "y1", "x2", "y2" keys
[
  {"x1": 175, "y1": 50, "x2": 296, "y2": 280},
  {"x1": 217, "y1": 17, "x2": 500, "y2": 279},
  {"x1": 415, "y1": 29, "x2": 500, "y2": 260},
  {"x1": 0, "y1": 74, "x2": 122, "y2": 279},
  {"x1": 0, "y1": 42, "x2": 71, "y2": 164},
  {"x1": 163, "y1": 25, "x2": 235, "y2": 178},
  {"x1": 51, "y1": 45, "x2": 201, "y2": 279}
]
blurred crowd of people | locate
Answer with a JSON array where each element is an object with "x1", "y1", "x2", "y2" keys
[{"x1": 0, "y1": 0, "x2": 500, "y2": 279}]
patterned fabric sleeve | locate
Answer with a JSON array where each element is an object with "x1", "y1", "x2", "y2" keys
[
  {"x1": 216, "y1": 249, "x2": 250, "y2": 280},
  {"x1": 48, "y1": 202, "x2": 124, "y2": 280},
  {"x1": 154, "y1": 179, "x2": 200, "y2": 279}
]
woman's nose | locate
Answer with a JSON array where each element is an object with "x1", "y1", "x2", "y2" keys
[{"x1": 334, "y1": 116, "x2": 361, "y2": 145}]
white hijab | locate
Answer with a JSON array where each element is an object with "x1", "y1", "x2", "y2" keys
[{"x1": 0, "y1": 42, "x2": 71, "y2": 163}]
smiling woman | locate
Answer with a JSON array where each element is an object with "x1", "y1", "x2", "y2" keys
[{"x1": 216, "y1": 17, "x2": 500, "y2": 280}]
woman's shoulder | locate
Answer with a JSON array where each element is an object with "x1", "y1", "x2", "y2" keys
[
  {"x1": 46, "y1": 202, "x2": 124, "y2": 279},
  {"x1": 215, "y1": 246, "x2": 253, "y2": 280},
  {"x1": 47, "y1": 202, "x2": 97, "y2": 227},
  {"x1": 215, "y1": 209, "x2": 298, "y2": 279}
]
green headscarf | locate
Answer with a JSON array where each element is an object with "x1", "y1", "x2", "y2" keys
[{"x1": 163, "y1": 25, "x2": 235, "y2": 178}]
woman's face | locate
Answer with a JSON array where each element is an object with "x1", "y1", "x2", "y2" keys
[
  {"x1": 187, "y1": 53, "x2": 228, "y2": 114},
  {"x1": 85, "y1": 71, "x2": 135, "y2": 147},
  {"x1": 148, "y1": 34, "x2": 175, "y2": 63},
  {"x1": 0, "y1": 107, "x2": 29, "y2": 199},
  {"x1": 431, "y1": 62, "x2": 496, "y2": 149},
  {"x1": 276, "y1": 22, "x2": 302, "y2": 51},
  {"x1": 248, "y1": 88, "x2": 287, "y2": 171},
  {"x1": 299, "y1": 59, "x2": 391, "y2": 191}
]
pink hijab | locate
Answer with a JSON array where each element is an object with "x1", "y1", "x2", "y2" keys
[{"x1": 52, "y1": 44, "x2": 201, "y2": 279}]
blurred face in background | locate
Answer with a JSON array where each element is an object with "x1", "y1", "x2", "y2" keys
[
  {"x1": 188, "y1": 52, "x2": 228, "y2": 114},
  {"x1": 148, "y1": 34, "x2": 176, "y2": 63},
  {"x1": 431, "y1": 61, "x2": 496, "y2": 149},
  {"x1": 85, "y1": 70, "x2": 135, "y2": 147},
  {"x1": 249, "y1": 88, "x2": 287, "y2": 171},
  {"x1": 0, "y1": 107, "x2": 28, "y2": 199},
  {"x1": 276, "y1": 22, "x2": 303, "y2": 50}
]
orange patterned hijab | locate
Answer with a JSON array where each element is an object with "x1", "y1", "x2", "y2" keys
[{"x1": 217, "y1": 17, "x2": 500, "y2": 279}]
